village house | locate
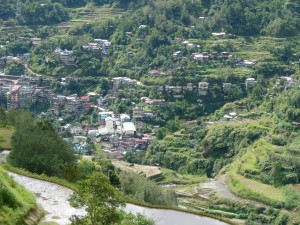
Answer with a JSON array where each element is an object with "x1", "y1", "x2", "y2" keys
[
  {"x1": 132, "y1": 107, "x2": 145, "y2": 120},
  {"x1": 30, "y1": 38, "x2": 42, "y2": 45},
  {"x1": 239, "y1": 60, "x2": 258, "y2": 67},
  {"x1": 122, "y1": 122, "x2": 137, "y2": 137},
  {"x1": 167, "y1": 86, "x2": 183, "y2": 95},
  {"x1": 198, "y1": 82, "x2": 209, "y2": 95},
  {"x1": 83, "y1": 42, "x2": 101, "y2": 51},
  {"x1": 112, "y1": 77, "x2": 137, "y2": 89},
  {"x1": 173, "y1": 51, "x2": 182, "y2": 59},
  {"x1": 99, "y1": 111, "x2": 114, "y2": 121},
  {"x1": 192, "y1": 53, "x2": 209, "y2": 62},
  {"x1": 94, "y1": 39, "x2": 112, "y2": 48},
  {"x1": 245, "y1": 78, "x2": 256, "y2": 89},
  {"x1": 53, "y1": 48, "x2": 76, "y2": 65},
  {"x1": 183, "y1": 83, "x2": 194, "y2": 93},
  {"x1": 212, "y1": 32, "x2": 226, "y2": 38},
  {"x1": 275, "y1": 77, "x2": 296, "y2": 90},
  {"x1": 222, "y1": 83, "x2": 232, "y2": 92}
]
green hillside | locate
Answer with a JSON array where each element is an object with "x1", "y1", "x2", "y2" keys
[
  {"x1": 0, "y1": 166, "x2": 37, "y2": 225},
  {"x1": 0, "y1": 0, "x2": 299, "y2": 224}
]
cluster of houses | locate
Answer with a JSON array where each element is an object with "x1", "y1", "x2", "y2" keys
[
  {"x1": 173, "y1": 49, "x2": 258, "y2": 68},
  {"x1": 61, "y1": 109, "x2": 156, "y2": 157},
  {"x1": 275, "y1": 76, "x2": 297, "y2": 90},
  {"x1": 82, "y1": 39, "x2": 112, "y2": 54},
  {"x1": 53, "y1": 48, "x2": 76, "y2": 65},
  {"x1": 50, "y1": 94, "x2": 94, "y2": 116},
  {"x1": 96, "y1": 112, "x2": 155, "y2": 158},
  {"x1": 0, "y1": 75, "x2": 52, "y2": 110},
  {"x1": 112, "y1": 77, "x2": 143, "y2": 89}
]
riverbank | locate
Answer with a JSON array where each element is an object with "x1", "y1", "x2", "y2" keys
[{"x1": 4, "y1": 165, "x2": 236, "y2": 225}]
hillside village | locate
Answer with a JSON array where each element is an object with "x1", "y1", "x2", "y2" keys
[
  {"x1": 1, "y1": 63, "x2": 299, "y2": 158},
  {"x1": 0, "y1": 0, "x2": 300, "y2": 224}
]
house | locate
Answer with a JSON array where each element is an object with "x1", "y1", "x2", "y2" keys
[
  {"x1": 168, "y1": 86, "x2": 183, "y2": 95},
  {"x1": 222, "y1": 52, "x2": 230, "y2": 58},
  {"x1": 120, "y1": 114, "x2": 131, "y2": 122},
  {"x1": 53, "y1": 48, "x2": 76, "y2": 65},
  {"x1": 183, "y1": 83, "x2": 194, "y2": 92},
  {"x1": 132, "y1": 107, "x2": 145, "y2": 119},
  {"x1": 80, "y1": 96, "x2": 90, "y2": 102},
  {"x1": 0, "y1": 150, "x2": 10, "y2": 163},
  {"x1": 198, "y1": 82, "x2": 209, "y2": 95},
  {"x1": 70, "y1": 126, "x2": 83, "y2": 135},
  {"x1": 83, "y1": 43, "x2": 100, "y2": 51},
  {"x1": 240, "y1": 60, "x2": 258, "y2": 67},
  {"x1": 212, "y1": 32, "x2": 226, "y2": 38},
  {"x1": 99, "y1": 111, "x2": 114, "y2": 121},
  {"x1": 105, "y1": 117, "x2": 117, "y2": 133},
  {"x1": 192, "y1": 53, "x2": 209, "y2": 61},
  {"x1": 30, "y1": 38, "x2": 42, "y2": 45},
  {"x1": 224, "y1": 114, "x2": 233, "y2": 121},
  {"x1": 125, "y1": 32, "x2": 133, "y2": 36},
  {"x1": 151, "y1": 99, "x2": 166, "y2": 106},
  {"x1": 275, "y1": 77, "x2": 296, "y2": 89},
  {"x1": 222, "y1": 83, "x2": 232, "y2": 92},
  {"x1": 122, "y1": 122, "x2": 136, "y2": 137},
  {"x1": 245, "y1": 78, "x2": 256, "y2": 89},
  {"x1": 139, "y1": 25, "x2": 148, "y2": 29},
  {"x1": 173, "y1": 51, "x2": 182, "y2": 59},
  {"x1": 94, "y1": 39, "x2": 112, "y2": 48}
]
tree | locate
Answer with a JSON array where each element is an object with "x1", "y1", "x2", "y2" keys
[
  {"x1": 9, "y1": 112, "x2": 76, "y2": 177},
  {"x1": 0, "y1": 107, "x2": 7, "y2": 127},
  {"x1": 71, "y1": 171, "x2": 124, "y2": 225}
]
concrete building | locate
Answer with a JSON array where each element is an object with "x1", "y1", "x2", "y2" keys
[
  {"x1": 198, "y1": 82, "x2": 209, "y2": 95},
  {"x1": 122, "y1": 122, "x2": 136, "y2": 137},
  {"x1": 245, "y1": 78, "x2": 256, "y2": 89}
]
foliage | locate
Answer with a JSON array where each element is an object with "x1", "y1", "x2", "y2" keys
[
  {"x1": 71, "y1": 171, "x2": 124, "y2": 225},
  {"x1": 8, "y1": 111, "x2": 76, "y2": 178},
  {"x1": 22, "y1": 1, "x2": 69, "y2": 25},
  {"x1": 120, "y1": 171, "x2": 177, "y2": 206},
  {"x1": 4, "y1": 63, "x2": 25, "y2": 75},
  {"x1": 0, "y1": 166, "x2": 36, "y2": 225},
  {"x1": 118, "y1": 211, "x2": 154, "y2": 225}
]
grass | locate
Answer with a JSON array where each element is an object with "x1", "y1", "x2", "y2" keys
[
  {"x1": 0, "y1": 165, "x2": 37, "y2": 225},
  {"x1": 3, "y1": 164, "x2": 78, "y2": 192},
  {"x1": 158, "y1": 168, "x2": 207, "y2": 185},
  {"x1": 0, "y1": 127, "x2": 14, "y2": 150},
  {"x1": 227, "y1": 172, "x2": 284, "y2": 207},
  {"x1": 226, "y1": 138, "x2": 286, "y2": 207}
]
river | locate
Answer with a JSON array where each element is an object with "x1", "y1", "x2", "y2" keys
[{"x1": 8, "y1": 172, "x2": 228, "y2": 225}]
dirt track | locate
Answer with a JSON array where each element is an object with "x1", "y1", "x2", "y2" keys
[{"x1": 199, "y1": 175, "x2": 241, "y2": 201}]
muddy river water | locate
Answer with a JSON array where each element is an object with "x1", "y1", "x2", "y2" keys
[{"x1": 9, "y1": 172, "x2": 228, "y2": 225}]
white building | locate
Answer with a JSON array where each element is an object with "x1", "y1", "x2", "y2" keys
[
  {"x1": 122, "y1": 122, "x2": 136, "y2": 137},
  {"x1": 245, "y1": 78, "x2": 256, "y2": 89}
]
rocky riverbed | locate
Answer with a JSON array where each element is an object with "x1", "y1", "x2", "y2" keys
[{"x1": 8, "y1": 172, "x2": 86, "y2": 225}]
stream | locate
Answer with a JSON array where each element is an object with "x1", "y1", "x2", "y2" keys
[{"x1": 9, "y1": 172, "x2": 228, "y2": 225}]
